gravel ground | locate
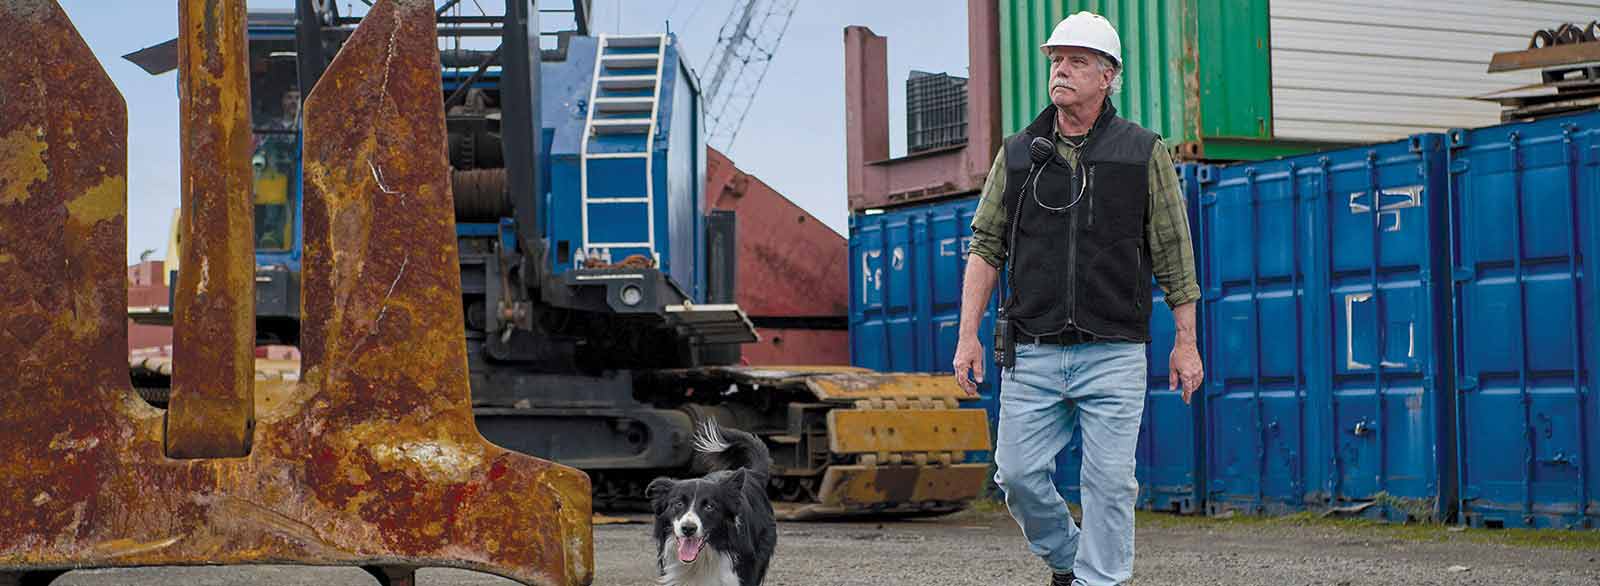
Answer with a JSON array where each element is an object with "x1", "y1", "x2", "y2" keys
[{"x1": 50, "y1": 510, "x2": 1600, "y2": 585}]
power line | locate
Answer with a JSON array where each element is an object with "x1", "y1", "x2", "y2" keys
[{"x1": 680, "y1": 0, "x2": 714, "y2": 31}]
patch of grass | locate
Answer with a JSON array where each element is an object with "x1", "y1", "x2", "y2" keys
[
  {"x1": 967, "y1": 497, "x2": 1008, "y2": 515},
  {"x1": 1370, "y1": 492, "x2": 1439, "y2": 523},
  {"x1": 1461, "y1": 526, "x2": 1600, "y2": 550},
  {"x1": 1132, "y1": 510, "x2": 1600, "y2": 551}
]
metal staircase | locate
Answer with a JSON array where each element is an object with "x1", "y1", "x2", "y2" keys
[{"x1": 579, "y1": 34, "x2": 667, "y2": 267}]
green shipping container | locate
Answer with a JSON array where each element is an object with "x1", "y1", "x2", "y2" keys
[{"x1": 1000, "y1": 0, "x2": 1314, "y2": 161}]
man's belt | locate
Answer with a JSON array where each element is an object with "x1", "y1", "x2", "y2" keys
[{"x1": 1019, "y1": 328, "x2": 1096, "y2": 346}]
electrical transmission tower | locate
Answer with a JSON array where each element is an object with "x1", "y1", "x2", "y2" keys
[{"x1": 700, "y1": 0, "x2": 798, "y2": 151}]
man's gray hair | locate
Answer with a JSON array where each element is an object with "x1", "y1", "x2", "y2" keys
[{"x1": 1096, "y1": 53, "x2": 1122, "y2": 97}]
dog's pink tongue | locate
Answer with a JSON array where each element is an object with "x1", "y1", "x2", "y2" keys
[{"x1": 677, "y1": 536, "x2": 703, "y2": 563}]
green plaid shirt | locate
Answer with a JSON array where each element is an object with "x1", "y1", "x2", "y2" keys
[{"x1": 968, "y1": 135, "x2": 1202, "y2": 309}]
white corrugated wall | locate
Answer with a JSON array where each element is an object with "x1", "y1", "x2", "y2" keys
[{"x1": 1270, "y1": 0, "x2": 1600, "y2": 143}]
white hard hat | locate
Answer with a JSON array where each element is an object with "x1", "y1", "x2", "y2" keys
[{"x1": 1039, "y1": 11, "x2": 1121, "y2": 68}]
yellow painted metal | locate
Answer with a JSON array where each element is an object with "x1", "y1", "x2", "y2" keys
[
  {"x1": 827, "y1": 409, "x2": 992, "y2": 455},
  {"x1": 164, "y1": 208, "x2": 182, "y2": 286},
  {"x1": 814, "y1": 463, "x2": 991, "y2": 509}
]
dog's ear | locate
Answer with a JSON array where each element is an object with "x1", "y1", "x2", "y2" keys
[
  {"x1": 721, "y1": 468, "x2": 747, "y2": 492},
  {"x1": 646, "y1": 477, "x2": 675, "y2": 503}
]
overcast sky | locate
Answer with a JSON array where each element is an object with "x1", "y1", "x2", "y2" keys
[{"x1": 54, "y1": 1, "x2": 971, "y2": 265}]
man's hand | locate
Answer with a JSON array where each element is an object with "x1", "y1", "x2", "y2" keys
[
  {"x1": 952, "y1": 336, "x2": 985, "y2": 397},
  {"x1": 953, "y1": 257, "x2": 1000, "y2": 398},
  {"x1": 1170, "y1": 341, "x2": 1202, "y2": 404},
  {"x1": 1169, "y1": 301, "x2": 1202, "y2": 404}
]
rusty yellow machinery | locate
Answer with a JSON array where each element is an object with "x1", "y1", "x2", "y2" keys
[
  {"x1": 645, "y1": 366, "x2": 994, "y2": 520},
  {"x1": 0, "y1": 1, "x2": 591, "y2": 585}
]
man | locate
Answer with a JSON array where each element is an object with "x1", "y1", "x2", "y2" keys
[{"x1": 950, "y1": 11, "x2": 1203, "y2": 586}]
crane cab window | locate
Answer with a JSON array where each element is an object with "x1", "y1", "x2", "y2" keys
[{"x1": 250, "y1": 39, "x2": 299, "y2": 251}]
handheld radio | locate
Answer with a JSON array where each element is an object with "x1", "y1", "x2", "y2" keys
[{"x1": 994, "y1": 136, "x2": 1056, "y2": 369}]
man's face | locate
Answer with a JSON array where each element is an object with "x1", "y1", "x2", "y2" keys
[{"x1": 1047, "y1": 46, "x2": 1113, "y2": 110}]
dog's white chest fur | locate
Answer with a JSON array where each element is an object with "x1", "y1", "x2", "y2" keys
[{"x1": 658, "y1": 537, "x2": 739, "y2": 586}]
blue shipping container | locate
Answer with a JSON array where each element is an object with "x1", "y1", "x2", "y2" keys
[
  {"x1": 849, "y1": 163, "x2": 1206, "y2": 512},
  {"x1": 1197, "y1": 135, "x2": 1457, "y2": 521},
  {"x1": 1446, "y1": 111, "x2": 1600, "y2": 529}
]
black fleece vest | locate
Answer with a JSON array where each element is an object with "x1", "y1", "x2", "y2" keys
[{"x1": 1000, "y1": 103, "x2": 1157, "y2": 342}]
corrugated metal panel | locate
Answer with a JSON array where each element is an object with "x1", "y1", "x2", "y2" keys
[
  {"x1": 1446, "y1": 110, "x2": 1600, "y2": 529},
  {"x1": 999, "y1": 0, "x2": 1272, "y2": 150},
  {"x1": 849, "y1": 165, "x2": 1208, "y2": 510},
  {"x1": 1270, "y1": 0, "x2": 1600, "y2": 143},
  {"x1": 1197, "y1": 135, "x2": 1456, "y2": 520},
  {"x1": 1195, "y1": 1, "x2": 1271, "y2": 140}
]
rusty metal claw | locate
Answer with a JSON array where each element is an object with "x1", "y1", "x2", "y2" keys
[
  {"x1": 167, "y1": 0, "x2": 257, "y2": 460},
  {"x1": 0, "y1": 1, "x2": 593, "y2": 584}
]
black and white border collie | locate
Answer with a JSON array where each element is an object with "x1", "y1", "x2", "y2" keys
[{"x1": 646, "y1": 420, "x2": 777, "y2": 586}]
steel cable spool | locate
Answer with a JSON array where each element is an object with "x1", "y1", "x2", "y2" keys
[
  {"x1": 1532, "y1": 28, "x2": 1557, "y2": 49},
  {"x1": 452, "y1": 167, "x2": 512, "y2": 221},
  {"x1": 1556, "y1": 23, "x2": 1586, "y2": 45},
  {"x1": 1529, "y1": 22, "x2": 1599, "y2": 48}
]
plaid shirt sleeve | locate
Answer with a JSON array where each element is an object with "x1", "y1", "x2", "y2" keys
[
  {"x1": 967, "y1": 147, "x2": 1009, "y2": 268},
  {"x1": 1146, "y1": 139, "x2": 1202, "y2": 308}
]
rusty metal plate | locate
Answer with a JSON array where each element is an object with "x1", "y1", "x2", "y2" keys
[
  {"x1": 827, "y1": 409, "x2": 992, "y2": 455},
  {"x1": 649, "y1": 366, "x2": 974, "y2": 403},
  {"x1": 0, "y1": 1, "x2": 592, "y2": 584},
  {"x1": 809, "y1": 463, "x2": 990, "y2": 509},
  {"x1": 166, "y1": 0, "x2": 257, "y2": 460},
  {"x1": 1488, "y1": 42, "x2": 1600, "y2": 73},
  {"x1": 804, "y1": 372, "x2": 971, "y2": 402}
]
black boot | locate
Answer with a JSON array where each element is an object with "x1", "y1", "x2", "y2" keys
[{"x1": 1050, "y1": 571, "x2": 1076, "y2": 586}]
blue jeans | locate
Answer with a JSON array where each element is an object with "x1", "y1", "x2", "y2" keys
[{"x1": 994, "y1": 341, "x2": 1147, "y2": 586}]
